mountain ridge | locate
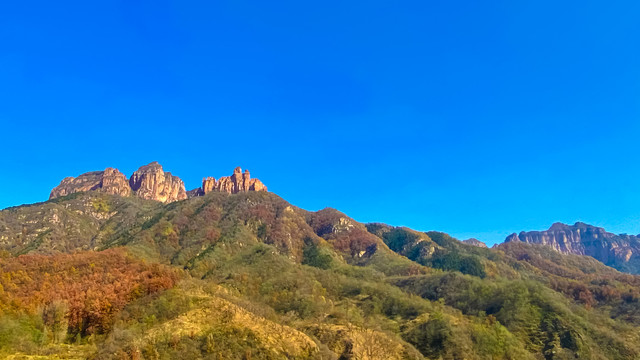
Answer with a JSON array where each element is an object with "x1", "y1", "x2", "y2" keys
[
  {"x1": 504, "y1": 221, "x2": 640, "y2": 274},
  {"x1": 49, "y1": 161, "x2": 267, "y2": 203}
]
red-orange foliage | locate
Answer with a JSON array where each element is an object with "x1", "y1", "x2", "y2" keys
[
  {"x1": 306, "y1": 209, "x2": 379, "y2": 257},
  {"x1": 0, "y1": 248, "x2": 179, "y2": 335},
  {"x1": 329, "y1": 228, "x2": 379, "y2": 257}
]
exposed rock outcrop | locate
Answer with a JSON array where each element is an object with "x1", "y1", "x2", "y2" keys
[
  {"x1": 50, "y1": 163, "x2": 267, "y2": 203},
  {"x1": 189, "y1": 167, "x2": 267, "y2": 196},
  {"x1": 462, "y1": 238, "x2": 488, "y2": 248},
  {"x1": 50, "y1": 162, "x2": 186, "y2": 203},
  {"x1": 211, "y1": 167, "x2": 267, "y2": 194},
  {"x1": 202, "y1": 177, "x2": 217, "y2": 194},
  {"x1": 186, "y1": 188, "x2": 203, "y2": 198},
  {"x1": 129, "y1": 162, "x2": 187, "y2": 203},
  {"x1": 504, "y1": 222, "x2": 640, "y2": 274},
  {"x1": 50, "y1": 168, "x2": 131, "y2": 199}
]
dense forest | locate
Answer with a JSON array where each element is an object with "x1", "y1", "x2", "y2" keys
[{"x1": 1, "y1": 191, "x2": 640, "y2": 359}]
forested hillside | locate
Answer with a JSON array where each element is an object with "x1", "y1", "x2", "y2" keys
[{"x1": 1, "y1": 191, "x2": 640, "y2": 359}]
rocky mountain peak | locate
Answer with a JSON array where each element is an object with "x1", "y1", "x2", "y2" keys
[
  {"x1": 129, "y1": 162, "x2": 187, "y2": 203},
  {"x1": 504, "y1": 222, "x2": 640, "y2": 273},
  {"x1": 132, "y1": 161, "x2": 162, "y2": 173},
  {"x1": 462, "y1": 238, "x2": 488, "y2": 248},
  {"x1": 547, "y1": 222, "x2": 604, "y2": 233},
  {"x1": 49, "y1": 167, "x2": 131, "y2": 199},
  {"x1": 50, "y1": 163, "x2": 268, "y2": 203},
  {"x1": 50, "y1": 162, "x2": 186, "y2": 203},
  {"x1": 548, "y1": 222, "x2": 571, "y2": 231},
  {"x1": 190, "y1": 167, "x2": 267, "y2": 196}
]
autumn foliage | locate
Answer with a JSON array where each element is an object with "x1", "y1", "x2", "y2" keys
[{"x1": 0, "y1": 248, "x2": 179, "y2": 335}]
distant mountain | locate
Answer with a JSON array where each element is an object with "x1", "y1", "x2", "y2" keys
[
  {"x1": 504, "y1": 222, "x2": 640, "y2": 274},
  {"x1": 462, "y1": 238, "x2": 488, "y2": 248}
]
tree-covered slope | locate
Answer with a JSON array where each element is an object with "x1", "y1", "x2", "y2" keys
[{"x1": 1, "y1": 191, "x2": 640, "y2": 359}]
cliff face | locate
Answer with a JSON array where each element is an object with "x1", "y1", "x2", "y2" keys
[
  {"x1": 50, "y1": 168, "x2": 131, "y2": 199},
  {"x1": 50, "y1": 163, "x2": 267, "y2": 203},
  {"x1": 50, "y1": 162, "x2": 186, "y2": 203},
  {"x1": 101, "y1": 168, "x2": 132, "y2": 197},
  {"x1": 190, "y1": 167, "x2": 267, "y2": 197},
  {"x1": 504, "y1": 222, "x2": 640, "y2": 273},
  {"x1": 129, "y1": 162, "x2": 187, "y2": 203}
]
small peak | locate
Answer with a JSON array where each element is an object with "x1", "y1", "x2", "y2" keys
[
  {"x1": 505, "y1": 233, "x2": 520, "y2": 242},
  {"x1": 136, "y1": 161, "x2": 163, "y2": 172},
  {"x1": 234, "y1": 166, "x2": 242, "y2": 174},
  {"x1": 548, "y1": 222, "x2": 570, "y2": 231},
  {"x1": 462, "y1": 238, "x2": 488, "y2": 248},
  {"x1": 573, "y1": 222, "x2": 605, "y2": 233}
]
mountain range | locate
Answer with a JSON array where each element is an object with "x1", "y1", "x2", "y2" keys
[
  {"x1": 2, "y1": 162, "x2": 640, "y2": 359},
  {"x1": 504, "y1": 222, "x2": 640, "y2": 274}
]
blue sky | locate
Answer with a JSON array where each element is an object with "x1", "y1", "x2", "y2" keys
[{"x1": 1, "y1": 1, "x2": 639, "y2": 245}]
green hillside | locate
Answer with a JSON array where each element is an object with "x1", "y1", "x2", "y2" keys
[{"x1": 1, "y1": 191, "x2": 640, "y2": 359}]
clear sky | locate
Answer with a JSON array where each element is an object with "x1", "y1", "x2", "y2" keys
[{"x1": 1, "y1": 1, "x2": 639, "y2": 245}]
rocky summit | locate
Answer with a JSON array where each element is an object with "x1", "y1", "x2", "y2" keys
[
  {"x1": 504, "y1": 222, "x2": 640, "y2": 273},
  {"x1": 50, "y1": 162, "x2": 267, "y2": 203},
  {"x1": 128, "y1": 162, "x2": 187, "y2": 203},
  {"x1": 49, "y1": 167, "x2": 131, "y2": 199},
  {"x1": 462, "y1": 238, "x2": 488, "y2": 248},
  {"x1": 189, "y1": 166, "x2": 267, "y2": 197}
]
